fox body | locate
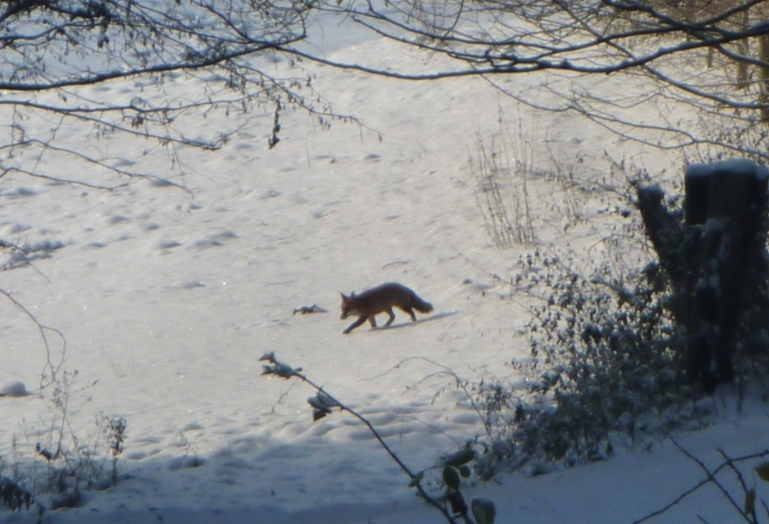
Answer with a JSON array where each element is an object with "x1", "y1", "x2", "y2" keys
[{"x1": 340, "y1": 282, "x2": 433, "y2": 334}]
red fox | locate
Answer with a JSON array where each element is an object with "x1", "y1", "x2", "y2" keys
[{"x1": 340, "y1": 282, "x2": 433, "y2": 334}]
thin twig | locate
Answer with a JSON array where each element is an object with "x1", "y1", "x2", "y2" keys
[
  {"x1": 669, "y1": 440, "x2": 752, "y2": 524},
  {"x1": 299, "y1": 373, "x2": 457, "y2": 522},
  {"x1": 260, "y1": 353, "x2": 461, "y2": 523},
  {"x1": 635, "y1": 437, "x2": 769, "y2": 523},
  {"x1": 0, "y1": 288, "x2": 65, "y2": 390}
]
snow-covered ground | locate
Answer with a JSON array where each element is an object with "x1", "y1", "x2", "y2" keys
[{"x1": 0, "y1": 20, "x2": 768, "y2": 524}]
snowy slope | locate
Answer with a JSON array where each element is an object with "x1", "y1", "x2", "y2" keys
[{"x1": 0, "y1": 28, "x2": 766, "y2": 524}]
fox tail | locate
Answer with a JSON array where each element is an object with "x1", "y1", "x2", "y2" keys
[{"x1": 412, "y1": 294, "x2": 434, "y2": 313}]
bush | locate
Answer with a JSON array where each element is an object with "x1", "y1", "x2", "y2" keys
[{"x1": 477, "y1": 248, "x2": 705, "y2": 475}]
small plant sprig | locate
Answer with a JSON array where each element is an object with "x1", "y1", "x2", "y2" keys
[
  {"x1": 260, "y1": 352, "x2": 496, "y2": 524},
  {"x1": 104, "y1": 416, "x2": 126, "y2": 486}
]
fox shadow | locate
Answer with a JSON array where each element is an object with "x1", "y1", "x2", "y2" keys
[{"x1": 372, "y1": 310, "x2": 457, "y2": 331}]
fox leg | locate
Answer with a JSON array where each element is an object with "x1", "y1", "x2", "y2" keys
[
  {"x1": 383, "y1": 308, "x2": 396, "y2": 327},
  {"x1": 369, "y1": 316, "x2": 377, "y2": 328},
  {"x1": 399, "y1": 306, "x2": 417, "y2": 321},
  {"x1": 344, "y1": 316, "x2": 368, "y2": 334}
]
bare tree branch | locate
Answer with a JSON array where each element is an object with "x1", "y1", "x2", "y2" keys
[
  {"x1": 4, "y1": 0, "x2": 769, "y2": 187},
  {"x1": 299, "y1": 0, "x2": 769, "y2": 157},
  {"x1": 0, "y1": 0, "x2": 373, "y2": 187}
]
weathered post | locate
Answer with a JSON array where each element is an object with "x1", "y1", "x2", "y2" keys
[
  {"x1": 637, "y1": 160, "x2": 769, "y2": 394},
  {"x1": 684, "y1": 160, "x2": 769, "y2": 392}
]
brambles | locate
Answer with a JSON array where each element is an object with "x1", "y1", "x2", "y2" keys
[
  {"x1": 7, "y1": 368, "x2": 130, "y2": 512},
  {"x1": 32, "y1": 411, "x2": 129, "y2": 509}
]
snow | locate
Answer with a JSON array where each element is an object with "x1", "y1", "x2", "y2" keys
[{"x1": 1, "y1": 20, "x2": 768, "y2": 524}]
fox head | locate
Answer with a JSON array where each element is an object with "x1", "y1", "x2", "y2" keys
[{"x1": 340, "y1": 292, "x2": 357, "y2": 319}]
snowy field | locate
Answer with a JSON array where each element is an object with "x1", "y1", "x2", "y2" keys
[{"x1": 1, "y1": 17, "x2": 768, "y2": 524}]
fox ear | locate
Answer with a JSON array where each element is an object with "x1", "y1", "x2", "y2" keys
[{"x1": 341, "y1": 293, "x2": 348, "y2": 300}]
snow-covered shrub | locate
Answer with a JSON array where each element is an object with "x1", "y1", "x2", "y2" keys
[
  {"x1": 0, "y1": 476, "x2": 35, "y2": 512},
  {"x1": 477, "y1": 249, "x2": 702, "y2": 476}
]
